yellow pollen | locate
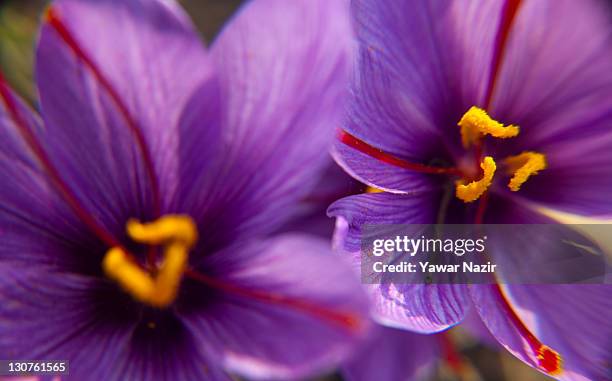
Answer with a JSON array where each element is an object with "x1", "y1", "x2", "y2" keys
[
  {"x1": 455, "y1": 156, "x2": 496, "y2": 203},
  {"x1": 102, "y1": 215, "x2": 197, "y2": 308},
  {"x1": 458, "y1": 106, "x2": 519, "y2": 148},
  {"x1": 504, "y1": 151, "x2": 547, "y2": 191}
]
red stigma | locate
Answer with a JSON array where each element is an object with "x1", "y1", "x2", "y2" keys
[
  {"x1": 45, "y1": 6, "x2": 161, "y2": 218},
  {"x1": 0, "y1": 69, "x2": 123, "y2": 249},
  {"x1": 484, "y1": 0, "x2": 523, "y2": 108},
  {"x1": 538, "y1": 345, "x2": 563, "y2": 375},
  {"x1": 492, "y1": 285, "x2": 563, "y2": 376},
  {"x1": 337, "y1": 129, "x2": 463, "y2": 176}
]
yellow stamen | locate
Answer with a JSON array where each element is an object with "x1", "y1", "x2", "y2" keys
[
  {"x1": 102, "y1": 215, "x2": 197, "y2": 308},
  {"x1": 504, "y1": 151, "x2": 547, "y2": 191},
  {"x1": 366, "y1": 186, "x2": 383, "y2": 193},
  {"x1": 126, "y1": 216, "x2": 197, "y2": 246},
  {"x1": 455, "y1": 156, "x2": 496, "y2": 203},
  {"x1": 458, "y1": 106, "x2": 519, "y2": 148},
  {"x1": 103, "y1": 247, "x2": 156, "y2": 302}
]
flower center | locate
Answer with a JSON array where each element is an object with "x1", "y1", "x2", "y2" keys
[
  {"x1": 455, "y1": 106, "x2": 547, "y2": 202},
  {"x1": 102, "y1": 215, "x2": 197, "y2": 308}
]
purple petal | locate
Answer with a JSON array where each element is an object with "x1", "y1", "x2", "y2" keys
[
  {"x1": 0, "y1": 262, "x2": 229, "y2": 381},
  {"x1": 117, "y1": 313, "x2": 230, "y2": 381},
  {"x1": 331, "y1": 133, "x2": 441, "y2": 195},
  {"x1": 459, "y1": 308, "x2": 500, "y2": 349},
  {"x1": 36, "y1": 0, "x2": 212, "y2": 231},
  {"x1": 329, "y1": 193, "x2": 471, "y2": 333},
  {"x1": 490, "y1": 0, "x2": 612, "y2": 217},
  {"x1": 333, "y1": 0, "x2": 505, "y2": 192},
  {"x1": 177, "y1": 234, "x2": 371, "y2": 380},
  {"x1": 508, "y1": 285, "x2": 612, "y2": 381},
  {"x1": 276, "y1": 162, "x2": 364, "y2": 238},
  {"x1": 482, "y1": 196, "x2": 608, "y2": 283},
  {"x1": 491, "y1": 0, "x2": 612, "y2": 147},
  {"x1": 471, "y1": 284, "x2": 612, "y2": 381},
  {"x1": 193, "y1": 0, "x2": 353, "y2": 239},
  {"x1": 370, "y1": 282, "x2": 470, "y2": 334},
  {"x1": 509, "y1": 134, "x2": 612, "y2": 217},
  {"x1": 471, "y1": 201, "x2": 612, "y2": 380},
  {"x1": 328, "y1": 192, "x2": 440, "y2": 251},
  {"x1": 0, "y1": 265, "x2": 135, "y2": 380},
  {"x1": 0, "y1": 82, "x2": 92, "y2": 270},
  {"x1": 168, "y1": 77, "x2": 224, "y2": 221},
  {"x1": 342, "y1": 325, "x2": 439, "y2": 381}
]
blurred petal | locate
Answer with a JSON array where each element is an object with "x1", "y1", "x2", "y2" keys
[
  {"x1": 334, "y1": 0, "x2": 505, "y2": 192},
  {"x1": 460, "y1": 308, "x2": 499, "y2": 348},
  {"x1": 276, "y1": 162, "x2": 362, "y2": 238},
  {"x1": 343, "y1": 325, "x2": 438, "y2": 381},
  {"x1": 0, "y1": 81, "x2": 93, "y2": 271},
  {"x1": 36, "y1": 0, "x2": 212, "y2": 231},
  {"x1": 118, "y1": 313, "x2": 229, "y2": 381},
  {"x1": 0, "y1": 265, "x2": 136, "y2": 381},
  {"x1": 199, "y1": 0, "x2": 353, "y2": 239},
  {"x1": 169, "y1": 77, "x2": 229, "y2": 254},
  {"x1": 0, "y1": 263, "x2": 228, "y2": 381},
  {"x1": 178, "y1": 235, "x2": 370, "y2": 380},
  {"x1": 329, "y1": 193, "x2": 471, "y2": 333}
]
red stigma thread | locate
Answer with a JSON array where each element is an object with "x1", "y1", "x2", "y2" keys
[
  {"x1": 493, "y1": 284, "x2": 563, "y2": 375},
  {"x1": 484, "y1": 0, "x2": 523, "y2": 108},
  {"x1": 537, "y1": 345, "x2": 563, "y2": 375},
  {"x1": 45, "y1": 6, "x2": 161, "y2": 218},
  {"x1": 0, "y1": 71, "x2": 120, "y2": 249},
  {"x1": 337, "y1": 129, "x2": 462, "y2": 176}
]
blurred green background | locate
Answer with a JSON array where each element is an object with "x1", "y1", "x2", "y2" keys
[
  {"x1": 0, "y1": 0, "x2": 243, "y2": 103},
  {"x1": 0, "y1": 1, "x2": 553, "y2": 380}
]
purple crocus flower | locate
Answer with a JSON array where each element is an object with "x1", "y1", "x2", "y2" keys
[
  {"x1": 329, "y1": 0, "x2": 612, "y2": 380},
  {"x1": 0, "y1": 0, "x2": 371, "y2": 379}
]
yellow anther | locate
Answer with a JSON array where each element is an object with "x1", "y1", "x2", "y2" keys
[
  {"x1": 149, "y1": 242, "x2": 189, "y2": 306},
  {"x1": 103, "y1": 247, "x2": 156, "y2": 302},
  {"x1": 458, "y1": 106, "x2": 519, "y2": 148},
  {"x1": 366, "y1": 186, "x2": 383, "y2": 193},
  {"x1": 504, "y1": 151, "x2": 547, "y2": 191},
  {"x1": 103, "y1": 215, "x2": 197, "y2": 308},
  {"x1": 455, "y1": 156, "x2": 496, "y2": 203},
  {"x1": 127, "y1": 215, "x2": 197, "y2": 247}
]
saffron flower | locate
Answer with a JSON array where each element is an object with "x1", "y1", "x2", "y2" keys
[
  {"x1": 0, "y1": 0, "x2": 371, "y2": 379},
  {"x1": 329, "y1": 0, "x2": 612, "y2": 380}
]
